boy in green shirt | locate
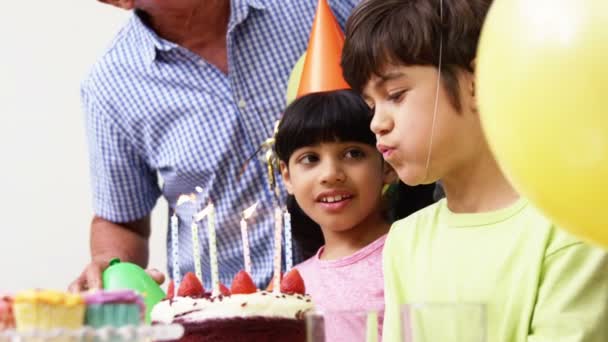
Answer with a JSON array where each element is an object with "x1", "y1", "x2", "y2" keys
[{"x1": 341, "y1": 0, "x2": 608, "y2": 341}]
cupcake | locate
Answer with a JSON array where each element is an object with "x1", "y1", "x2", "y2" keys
[
  {"x1": 13, "y1": 290, "x2": 85, "y2": 332},
  {"x1": 0, "y1": 295, "x2": 14, "y2": 331},
  {"x1": 84, "y1": 290, "x2": 144, "y2": 328}
]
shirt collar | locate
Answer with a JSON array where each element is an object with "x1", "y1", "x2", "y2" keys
[
  {"x1": 244, "y1": 0, "x2": 266, "y2": 10},
  {"x1": 229, "y1": 0, "x2": 267, "y2": 31},
  {"x1": 130, "y1": 11, "x2": 178, "y2": 65},
  {"x1": 131, "y1": 1, "x2": 266, "y2": 66}
]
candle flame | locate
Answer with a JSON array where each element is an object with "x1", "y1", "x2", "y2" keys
[
  {"x1": 176, "y1": 194, "x2": 196, "y2": 206},
  {"x1": 194, "y1": 202, "x2": 214, "y2": 222},
  {"x1": 242, "y1": 202, "x2": 259, "y2": 220}
]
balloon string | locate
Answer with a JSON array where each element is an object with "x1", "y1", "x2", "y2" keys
[{"x1": 424, "y1": 0, "x2": 444, "y2": 183}]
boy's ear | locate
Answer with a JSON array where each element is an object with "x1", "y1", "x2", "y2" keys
[
  {"x1": 98, "y1": 0, "x2": 135, "y2": 10},
  {"x1": 382, "y1": 161, "x2": 398, "y2": 185},
  {"x1": 279, "y1": 161, "x2": 294, "y2": 195},
  {"x1": 469, "y1": 59, "x2": 478, "y2": 113}
]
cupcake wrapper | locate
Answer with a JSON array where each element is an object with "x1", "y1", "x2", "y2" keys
[
  {"x1": 13, "y1": 302, "x2": 85, "y2": 332},
  {"x1": 85, "y1": 303, "x2": 141, "y2": 328}
]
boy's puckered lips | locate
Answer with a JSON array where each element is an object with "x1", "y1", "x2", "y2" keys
[{"x1": 376, "y1": 143, "x2": 395, "y2": 158}]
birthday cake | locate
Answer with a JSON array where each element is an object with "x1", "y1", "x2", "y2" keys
[{"x1": 151, "y1": 270, "x2": 313, "y2": 342}]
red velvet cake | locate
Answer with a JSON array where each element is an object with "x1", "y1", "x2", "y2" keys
[{"x1": 152, "y1": 270, "x2": 313, "y2": 342}]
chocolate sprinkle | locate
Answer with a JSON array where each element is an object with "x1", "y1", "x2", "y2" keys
[{"x1": 295, "y1": 310, "x2": 306, "y2": 320}]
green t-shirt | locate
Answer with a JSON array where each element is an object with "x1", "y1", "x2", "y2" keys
[{"x1": 383, "y1": 198, "x2": 608, "y2": 342}]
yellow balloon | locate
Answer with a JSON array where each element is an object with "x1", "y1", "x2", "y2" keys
[
  {"x1": 477, "y1": 0, "x2": 608, "y2": 247},
  {"x1": 286, "y1": 53, "x2": 307, "y2": 105}
]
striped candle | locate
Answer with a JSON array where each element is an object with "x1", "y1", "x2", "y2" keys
[
  {"x1": 170, "y1": 212, "x2": 181, "y2": 293},
  {"x1": 190, "y1": 220, "x2": 203, "y2": 282},
  {"x1": 240, "y1": 202, "x2": 258, "y2": 275},
  {"x1": 207, "y1": 203, "x2": 219, "y2": 296},
  {"x1": 283, "y1": 210, "x2": 293, "y2": 271},
  {"x1": 272, "y1": 207, "x2": 283, "y2": 293}
]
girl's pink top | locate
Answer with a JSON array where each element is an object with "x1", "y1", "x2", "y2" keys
[{"x1": 296, "y1": 234, "x2": 387, "y2": 342}]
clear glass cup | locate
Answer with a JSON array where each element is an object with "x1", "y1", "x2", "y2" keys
[
  {"x1": 306, "y1": 308, "x2": 384, "y2": 342},
  {"x1": 402, "y1": 303, "x2": 486, "y2": 342}
]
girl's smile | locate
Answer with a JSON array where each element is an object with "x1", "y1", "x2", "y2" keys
[{"x1": 316, "y1": 189, "x2": 355, "y2": 213}]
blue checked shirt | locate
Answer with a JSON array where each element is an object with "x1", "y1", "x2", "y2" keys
[{"x1": 82, "y1": 0, "x2": 359, "y2": 288}]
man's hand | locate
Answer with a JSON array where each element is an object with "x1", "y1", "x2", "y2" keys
[
  {"x1": 69, "y1": 261, "x2": 166, "y2": 292},
  {"x1": 69, "y1": 260, "x2": 106, "y2": 292},
  {"x1": 69, "y1": 215, "x2": 161, "y2": 292}
]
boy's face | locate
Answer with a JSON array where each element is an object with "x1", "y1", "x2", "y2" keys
[
  {"x1": 281, "y1": 142, "x2": 394, "y2": 232},
  {"x1": 362, "y1": 64, "x2": 481, "y2": 186}
]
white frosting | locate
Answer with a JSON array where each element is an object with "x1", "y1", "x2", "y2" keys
[{"x1": 151, "y1": 291, "x2": 314, "y2": 324}]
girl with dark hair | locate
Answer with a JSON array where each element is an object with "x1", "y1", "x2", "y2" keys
[{"x1": 275, "y1": 89, "x2": 435, "y2": 340}]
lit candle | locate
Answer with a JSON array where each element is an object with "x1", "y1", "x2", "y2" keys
[
  {"x1": 177, "y1": 193, "x2": 196, "y2": 206},
  {"x1": 207, "y1": 203, "x2": 219, "y2": 296},
  {"x1": 195, "y1": 202, "x2": 219, "y2": 295},
  {"x1": 283, "y1": 210, "x2": 293, "y2": 271},
  {"x1": 172, "y1": 194, "x2": 196, "y2": 291},
  {"x1": 273, "y1": 207, "x2": 283, "y2": 293},
  {"x1": 191, "y1": 194, "x2": 209, "y2": 284},
  {"x1": 241, "y1": 202, "x2": 258, "y2": 275},
  {"x1": 190, "y1": 220, "x2": 203, "y2": 282},
  {"x1": 170, "y1": 211, "x2": 181, "y2": 294}
]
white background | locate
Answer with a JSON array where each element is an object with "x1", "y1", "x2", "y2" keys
[{"x1": 0, "y1": 2, "x2": 168, "y2": 293}]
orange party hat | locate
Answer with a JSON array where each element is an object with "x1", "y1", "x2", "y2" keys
[{"x1": 296, "y1": 0, "x2": 350, "y2": 97}]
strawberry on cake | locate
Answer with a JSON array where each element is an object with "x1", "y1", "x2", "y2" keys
[{"x1": 152, "y1": 269, "x2": 313, "y2": 342}]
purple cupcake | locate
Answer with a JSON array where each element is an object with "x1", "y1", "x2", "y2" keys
[{"x1": 84, "y1": 290, "x2": 144, "y2": 328}]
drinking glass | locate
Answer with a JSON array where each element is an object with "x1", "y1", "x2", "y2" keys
[{"x1": 306, "y1": 308, "x2": 384, "y2": 342}]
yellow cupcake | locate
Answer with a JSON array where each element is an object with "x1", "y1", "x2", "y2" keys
[{"x1": 13, "y1": 290, "x2": 85, "y2": 332}]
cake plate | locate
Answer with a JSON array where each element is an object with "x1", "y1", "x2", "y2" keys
[{"x1": 0, "y1": 323, "x2": 183, "y2": 341}]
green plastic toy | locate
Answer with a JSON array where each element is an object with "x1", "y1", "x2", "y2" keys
[{"x1": 102, "y1": 258, "x2": 166, "y2": 323}]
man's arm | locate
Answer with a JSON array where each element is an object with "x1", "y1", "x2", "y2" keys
[
  {"x1": 69, "y1": 215, "x2": 163, "y2": 291},
  {"x1": 75, "y1": 73, "x2": 163, "y2": 291},
  {"x1": 91, "y1": 215, "x2": 151, "y2": 267}
]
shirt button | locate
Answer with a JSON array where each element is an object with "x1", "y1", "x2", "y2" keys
[
  {"x1": 238, "y1": 99, "x2": 247, "y2": 109},
  {"x1": 198, "y1": 60, "x2": 206, "y2": 68}
]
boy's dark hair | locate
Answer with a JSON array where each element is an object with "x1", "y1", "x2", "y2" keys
[
  {"x1": 275, "y1": 90, "x2": 435, "y2": 259},
  {"x1": 341, "y1": 0, "x2": 492, "y2": 111}
]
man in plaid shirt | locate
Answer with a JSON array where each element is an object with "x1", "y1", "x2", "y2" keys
[{"x1": 69, "y1": 0, "x2": 361, "y2": 291}]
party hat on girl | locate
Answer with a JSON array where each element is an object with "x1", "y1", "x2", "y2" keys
[{"x1": 286, "y1": 0, "x2": 350, "y2": 104}]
